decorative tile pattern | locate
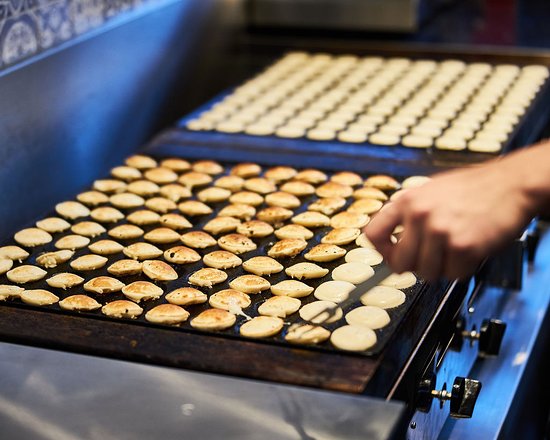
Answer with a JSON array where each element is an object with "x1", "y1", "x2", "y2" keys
[{"x1": 0, "y1": 0, "x2": 159, "y2": 70}]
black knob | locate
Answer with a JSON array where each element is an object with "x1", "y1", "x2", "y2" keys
[
  {"x1": 416, "y1": 372, "x2": 436, "y2": 413},
  {"x1": 450, "y1": 377, "x2": 482, "y2": 419},
  {"x1": 478, "y1": 319, "x2": 507, "y2": 357}
]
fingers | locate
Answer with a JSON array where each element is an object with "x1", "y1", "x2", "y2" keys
[
  {"x1": 365, "y1": 202, "x2": 403, "y2": 259},
  {"x1": 415, "y1": 227, "x2": 446, "y2": 281},
  {"x1": 390, "y1": 216, "x2": 422, "y2": 274}
]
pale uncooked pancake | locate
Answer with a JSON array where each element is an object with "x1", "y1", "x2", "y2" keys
[
  {"x1": 307, "y1": 197, "x2": 346, "y2": 216},
  {"x1": 229, "y1": 275, "x2": 271, "y2": 294},
  {"x1": 71, "y1": 221, "x2": 106, "y2": 237},
  {"x1": 236, "y1": 220, "x2": 274, "y2": 238},
  {"x1": 348, "y1": 199, "x2": 384, "y2": 215},
  {"x1": 55, "y1": 234, "x2": 90, "y2": 250},
  {"x1": 352, "y1": 187, "x2": 388, "y2": 201},
  {"x1": 20, "y1": 289, "x2": 59, "y2": 306},
  {"x1": 218, "y1": 204, "x2": 256, "y2": 221},
  {"x1": 257, "y1": 207, "x2": 294, "y2": 224},
  {"x1": 279, "y1": 181, "x2": 316, "y2": 197},
  {"x1": 122, "y1": 281, "x2": 163, "y2": 302},
  {"x1": 345, "y1": 306, "x2": 390, "y2": 329},
  {"x1": 165, "y1": 287, "x2": 207, "y2": 306},
  {"x1": 380, "y1": 272, "x2": 417, "y2": 289},
  {"x1": 209, "y1": 288, "x2": 251, "y2": 310},
  {"x1": 59, "y1": 294, "x2": 102, "y2": 312},
  {"x1": 331, "y1": 171, "x2": 363, "y2": 186},
  {"x1": 107, "y1": 259, "x2": 143, "y2": 276},
  {"x1": 321, "y1": 228, "x2": 361, "y2": 245},
  {"x1": 111, "y1": 165, "x2": 142, "y2": 181},
  {"x1": 190, "y1": 308, "x2": 236, "y2": 331},
  {"x1": 102, "y1": 300, "x2": 144, "y2": 319},
  {"x1": 36, "y1": 250, "x2": 74, "y2": 268},
  {"x1": 338, "y1": 130, "x2": 368, "y2": 144},
  {"x1": 214, "y1": 175, "x2": 245, "y2": 192},
  {"x1": 84, "y1": 276, "x2": 125, "y2": 294},
  {"x1": 217, "y1": 233, "x2": 257, "y2": 254},
  {"x1": 330, "y1": 325, "x2": 377, "y2": 351},
  {"x1": 76, "y1": 191, "x2": 110, "y2": 206},
  {"x1": 108, "y1": 224, "x2": 145, "y2": 240},
  {"x1": 160, "y1": 158, "x2": 191, "y2": 172},
  {"x1": 271, "y1": 280, "x2": 314, "y2": 298},
  {"x1": 304, "y1": 244, "x2": 346, "y2": 262},
  {"x1": 142, "y1": 260, "x2": 178, "y2": 281},
  {"x1": 294, "y1": 169, "x2": 328, "y2": 184},
  {"x1": 258, "y1": 296, "x2": 301, "y2": 318},
  {"x1": 330, "y1": 212, "x2": 369, "y2": 229},
  {"x1": 7, "y1": 265, "x2": 47, "y2": 284},
  {"x1": 243, "y1": 256, "x2": 283, "y2": 276},
  {"x1": 144, "y1": 227, "x2": 181, "y2": 244},
  {"x1": 70, "y1": 254, "x2": 108, "y2": 271},
  {"x1": 240, "y1": 316, "x2": 284, "y2": 338},
  {"x1": 274, "y1": 225, "x2": 313, "y2": 240},
  {"x1": 109, "y1": 193, "x2": 145, "y2": 209},
  {"x1": 0, "y1": 284, "x2": 24, "y2": 301},
  {"x1": 159, "y1": 213, "x2": 192, "y2": 230},
  {"x1": 264, "y1": 166, "x2": 297, "y2": 182},
  {"x1": 0, "y1": 246, "x2": 30, "y2": 261},
  {"x1": 229, "y1": 191, "x2": 264, "y2": 206},
  {"x1": 360, "y1": 285, "x2": 406, "y2": 309},
  {"x1": 265, "y1": 191, "x2": 301, "y2": 209},
  {"x1": 299, "y1": 300, "x2": 342, "y2": 324},
  {"x1": 203, "y1": 216, "x2": 241, "y2": 235},
  {"x1": 316, "y1": 182, "x2": 353, "y2": 198},
  {"x1": 355, "y1": 233, "x2": 376, "y2": 248},
  {"x1": 122, "y1": 243, "x2": 162, "y2": 261},
  {"x1": 125, "y1": 154, "x2": 157, "y2": 169},
  {"x1": 285, "y1": 262, "x2": 329, "y2": 280},
  {"x1": 345, "y1": 247, "x2": 383, "y2": 266},
  {"x1": 188, "y1": 268, "x2": 228, "y2": 287},
  {"x1": 164, "y1": 246, "x2": 201, "y2": 264},
  {"x1": 364, "y1": 175, "x2": 400, "y2": 191},
  {"x1": 180, "y1": 231, "x2": 217, "y2": 249},
  {"x1": 55, "y1": 201, "x2": 90, "y2": 219},
  {"x1": 314, "y1": 280, "x2": 355, "y2": 303},
  {"x1": 126, "y1": 210, "x2": 161, "y2": 225},
  {"x1": 231, "y1": 162, "x2": 262, "y2": 178},
  {"x1": 127, "y1": 180, "x2": 160, "y2": 197},
  {"x1": 144, "y1": 197, "x2": 177, "y2": 214},
  {"x1": 197, "y1": 187, "x2": 232, "y2": 203},
  {"x1": 35, "y1": 217, "x2": 71, "y2": 233},
  {"x1": 0, "y1": 258, "x2": 13, "y2": 275},
  {"x1": 144, "y1": 167, "x2": 179, "y2": 184},
  {"x1": 268, "y1": 239, "x2": 308, "y2": 258},
  {"x1": 159, "y1": 184, "x2": 192, "y2": 202},
  {"x1": 203, "y1": 250, "x2": 242, "y2": 269},
  {"x1": 402, "y1": 175, "x2": 431, "y2": 189},
  {"x1": 14, "y1": 228, "x2": 53, "y2": 247},
  {"x1": 90, "y1": 207, "x2": 125, "y2": 223},
  {"x1": 332, "y1": 262, "x2": 374, "y2": 284},
  {"x1": 145, "y1": 304, "x2": 190, "y2": 325},
  {"x1": 285, "y1": 324, "x2": 331, "y2": 345},
  {"x1": 89, "y1": 239, "x2": 124, "y2": 255},
  {"x1": 192, "y1": 160, "x2": 224, "y2": 175},
  {"x1": 291, "y1": 211, "x2": 331, "y2": 228},
  {"x1": 178, "y1": 171, "x2": 213, "y2": 189}
]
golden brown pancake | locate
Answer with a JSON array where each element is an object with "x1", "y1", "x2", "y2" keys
[
  {"x1": 188, "y1": 268, "x2": 228, "y2": 287},
  {"x1": 59, "y1": 294, "x2": 101, "y2": 311},
  {"x1": 190, "y1": 308, "x2": 236, "y2": 330},
  {"x1": 165, "y1": 287, "x2": 207, "y2": 306},
  {"x1": 229, "y1": 275, "x2": 271, "y2": 294},
  {"x1": 122, "y1": 281, "x2": 163, "y2": 302},
  {"x1": 142, "y1": 260, "x2": 178, "y2": 281},
  {"x1": 164, "y1": 246, "x2": 201, "y2": 264},
  {"x1": 102, "y1": 300, "x2": 143, "y2": 318},
  {"x1": 145, "y1": 304, "x2": 190, "y2": 325},
  {"x1": 84, "y1": 276, "x2": 125, "y2": 294}
]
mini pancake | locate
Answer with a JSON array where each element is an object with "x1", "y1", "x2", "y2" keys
[
  {"x1": 142, "y1": 260, "x2": 178, "y2": 281},
  {"x1": 360, "y1": 285, "x2": 406, "y2": 309},
  {"x1": 229, "y1": 191, "x2": 264, "y2": 206},
  {"x1": 90, "y1": 207, "x2": 125, "y2": 223},
  {"x1": 380, "y1": 272, "x2": 417, "y2": 289},
  {"x1": 236, "y1": 220, "x2": 274, "y2": 238},
  {"x1": 294, "y1": 169, "x2": 328, "y2": 184},
  {"x1": 70, "y1": 254, "x2": 109, "y2": 271},
  {"x1": 164, "y1": 246, "x2": 201, "y2": 264},
  {"x1": 108, "y1": 224, "x2": 145, "y2": 240},
  {"x1": 402, "y1": 175, "x2": 431, "y2": 189},
  {"x1": 275, "y1": 225, "x2": 313, "y2": 240},
  {"x1": 111, "y1": 165, "x2": 142, "y2": 181},
  {"x1": 125, "y1": 154, "x2": 157, "y2": 169},
  {"x1": 331, "y1": 171, "x2": 363, "y2": 186},
  {"x1": 89, "y1": 239, "x2": 124, "y2": 255},
  {"x1": 353, "y1": 187, "x2": 388, "y2": 201},
  {"x1": 36, "y1": 250, "x2": 74, "y2": 268},
  {"x1": 122, "y1": 281, "x2": 163, "y2": 302},
  {"x1": 299, "y1": 300, "x2": 342, "y2": 324},
  {"x1": 243, "y1": 256, "x2": 284, "y2": 276},
  {"x1": 229, "y1": 275, "x2": 271, "y2": 294},
  {"x1": 285, "y1": 324, "x2": 331, "y2": 345},
  {"x1": 321, "y1": 228, "x2": 361, "y2": 245},
  {"x1": 71, "y1": 221, "x2": 106, "y2": 237},
  {"x1": 338, "y1": 130, "x2": 368, "y2": 143},
  {"x1": 144, "y1": 197, "x2": 177, "y2": 214},
  {"x1": 177, "y1": 200, "x2": 213, "y2": 216},
  {"x1": 190, "y1": 308, "x2": 236, "y2": 331},
  {"x1": 0, "y1": 246, "x2": 29, "y2": 261},
  {"x1": 346, "y1": 247, "x2": 383, "y2": 266},
  {"x1": 165, "y1": 287, "x2": 207, "y2": 306},
  {"x1": 0, "y1": 259, "x2": 13, "y2": 275},
  {"x1": 271, "y1": 280, "x2": 314, "y2": 298},
  {"x1": 214, "y1": 175, "x2": 245, "y2": 192},
  {"x1": 126, "y1": 210, "x2": 161, "y2": 226},
  {"x1": 126, "y1": 180, "x2": 160, "y2": 197},
  {"x1": 291, "y1": 211, "x2": 331, "y2": 228},
  {"x1": 145, "y1": 304, "x2": 190, "y2": 325},
  {"x1": 55, "y1": 235, "x2": 90, "y2": 250},
  {"x1": 265, "y1": 191, "x2": 301, "y2": 209},
  {"x1": 258, "y1": 296, "x2": 301, "y2": 318},
  {"x1": 315, "y1": 182, "x2": 353, "y2": 198},
  {"x1": 14, "y1": 228, "x2": 53, "y2": 247},
  {"x1": 0, "y1": 284, "x2": 24, "y2": 301},
  {"x1": 47, "y1": 272, "x2": 85, "y2": 289},
  {"x1": 192, "y1": 160, "x2": 224, "y2": 175},
  {"x1": 20, "y1": 289, "x2": 59, "y2": 306},
  {"x1": 59, "y1": 294, "x2": 102, "y2": 312},
  {"x1": 346, "y1": 306, "x2": 390, "y2": 330},
  {"x1": 330, "y1": 325, "x2": 377, "y2": 351},
  {"x1": 143, "y1": 167, "x2": 178, "y2": 184},
  {"x1": 84, "y1": 276, "x2": 125, "y2": 294},
  {"x1": 231, "y1": 162, "x2": 262, "y2": 178},
  {"x1": 203, "y1": 250, "x2": 242, "y2": 269},
  {"x1": 55, "y1": 201, "x2": 91, "y2": 220},
  {"x1": 268, "y1": 238, "x2": 308, "y2": 258},
  {"x1": 159, "y1": 213, "x2": 192, "y2": 230},
  {"x1": 257, "y1": 207, "x2": 294, "y2": 224},
  {"x1": 123, "y1": 242, "x2": 163, "y2": 260},
  {"x1": 240, "y1": 316, "x2": 284, "y2": 338},
  {"x1": 36, "y1": 217, "x2": 71, "y2": 233},
  {"x1": 144, "y1": 227, "x2": 181, "y2": 244},
  {"x1": 356, "y1": 233, "x2": 376, "y2": 248},
  {"x1": 314, "y1": 280, "x2": 355, "y2": 303},
  {"x1": 178, "y1": 171, "x2": 213, "y2": 188},
  {"x1": 330, "y1": 212, "x2": 369, "y2": 229},
  {"x1": 92, "y1": 179, "x2": 127, "y2": 193},
  {"x1": 107, "y1": 259, "x2": 143, "y2": 276},
  {"x1": 280, "y1": 181, "x2": 316, "y2": 196},
  {"x1": 304, "y1": 244, "x2": 347, "y2": 262},
  {"x1": 102, "y1": 299, "x2": 143, "y2": 318},
  {"x1": 348, "y1": 199, "x2": 384, "y2": 215},
  {"x1": 332, "y1": 262, "x2": 375, "y2": 284},
  {"x1": 218, "y1": 203, "x2": 256, "y2": 221},
  {"x1": 180, "y1": 231, "x2": 217, "y2": 248},
  {"x1": 364, "y1": 175, "x2": 400, "y2": 191},
  {"x1": 285, "y1": 262, "x2": 329, "y2": 280},
  {"x1": 188, "y1": 268, "x2": 228, "y2": 287},
  {"x1": 197, "y1": 187, "x2": 232, "y2": 203},
  {"x1": 159, "y1": 184, "x2": 192, "y2": 202},
  {"x1": 217, "y1": 234, "x2": 257, "y2": 254},
  {"x1": 203, "y1": 216, "x2": 241, "y2": 235},
  {"x1": 209, "y1": 288, "x2": 251, "y2": 311},
  {"x1": 160, "y1": 158, "x2": 191, "y2": 172},
  {"x1": 109, "y1": 193, "x2": 145, "y2": 209},
  {"x1": 307, "y1": 197, "x2": 346, "y2": 216},
  {"x1": 264, "y1": 166, "x2": 298, "y2": 182},
  {"x1": 243, "y1": 177, "x2": 277, "y2": 194},
  {"x1": 76, "y1": 191, "x2": 110, "y2": 206}
]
